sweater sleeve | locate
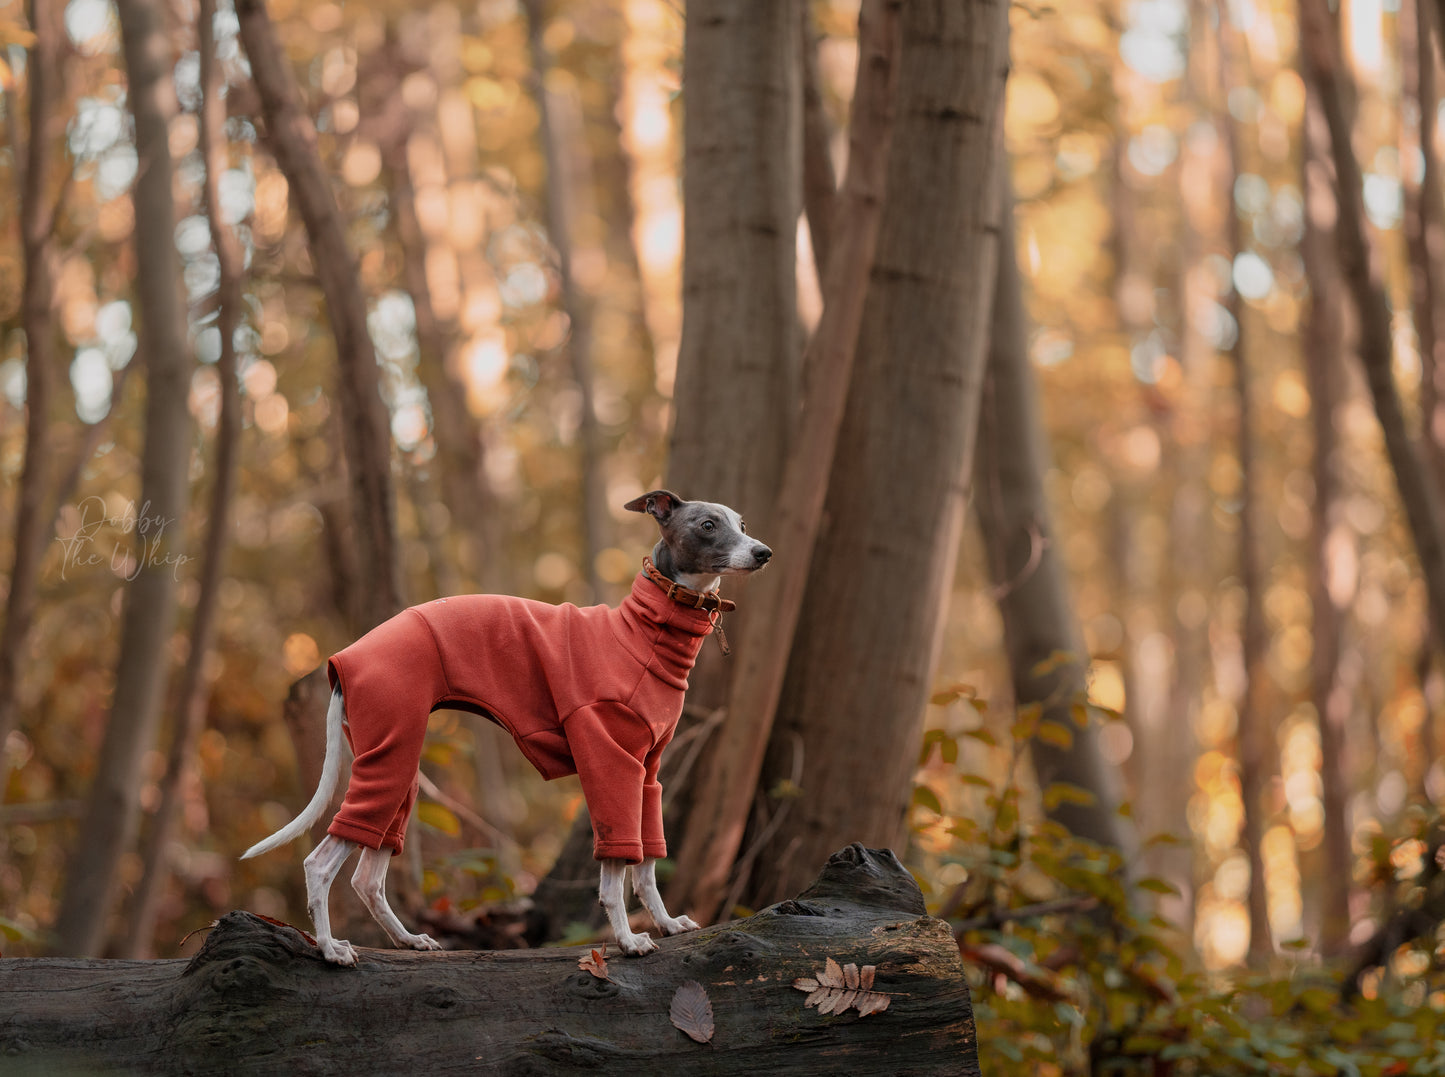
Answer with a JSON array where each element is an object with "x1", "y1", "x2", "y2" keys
[
  {"x1": 638, "y1": 727, "x2": 674, "y2": 861},
  {"x1": 563, "y1": 703, "x2": 658, "y2": 864}
]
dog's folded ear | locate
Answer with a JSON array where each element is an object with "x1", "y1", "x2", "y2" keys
[{"x1": 624, "y1": 489, "x2": 687, "y2": 522}]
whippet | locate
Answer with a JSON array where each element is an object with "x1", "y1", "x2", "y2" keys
[{"x1": 242, "y1": 490, "x2": 770, "y2": 965}]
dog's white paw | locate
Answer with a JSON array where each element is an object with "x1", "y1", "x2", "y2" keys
[
  {"x1": 409, "y1": 933, "x2": 442, "y2": 951},
  {"x1": 617, "y1": 931, "x2": 658, "y2": 956},
  {"x1": 319, "y1": 938, "x2": 359, "y2": 966},
  {"x1": 660, "y1": 915, "x2": 700, "y2": 936}
]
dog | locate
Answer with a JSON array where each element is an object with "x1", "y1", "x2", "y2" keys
[{"x1": 242, "y1": 490, "x2": 770, "y2": 965}]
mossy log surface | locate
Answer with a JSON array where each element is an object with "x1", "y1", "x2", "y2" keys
[{"x1": 0, "y1": 844, "x2": 978, "y2": 1075}]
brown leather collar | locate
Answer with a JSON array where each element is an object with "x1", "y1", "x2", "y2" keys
[{"x1": 643, "y1": 557, "x2": 736, "y2": 613}]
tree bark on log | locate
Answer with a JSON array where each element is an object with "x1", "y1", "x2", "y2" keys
[{"x1": 0, "y1": 846, "x2": 979, "y2": 1076}]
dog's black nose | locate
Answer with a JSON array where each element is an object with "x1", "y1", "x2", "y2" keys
[{"x1": 753, "y1": 545, "x2": 772, "y2": 565}]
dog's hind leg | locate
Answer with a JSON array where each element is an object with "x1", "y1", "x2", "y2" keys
[
  {"x1": 631, "y1": 858, "x2": 700, "y2": 937},
  {"x1": 351, "y1": 845, "x2": 442, "y2": 952},
  {"x1": 305, "y1": 834, "x2": 360, "y2": 965},
  {"x1": 599, "y1": 858, "x2": 656, "y2": 956}
]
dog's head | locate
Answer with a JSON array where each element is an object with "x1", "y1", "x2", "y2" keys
[{"x1": 624, "y1": 490, "x2": 771, "y2": 585}]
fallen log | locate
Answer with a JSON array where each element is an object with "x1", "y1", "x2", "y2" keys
[{"x1": 0, "y1": 844, "x2": 979, "y2": 1075}]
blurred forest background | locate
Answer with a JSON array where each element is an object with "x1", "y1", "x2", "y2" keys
[{"x1": 4, "y1": 0, "x2": 1445, "y2": 1070}]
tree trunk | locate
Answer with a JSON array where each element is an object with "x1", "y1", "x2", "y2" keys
[
  {"x1": 124, "y1": 0, "x2": 246, "y2": 958},
  {"x1": 665, "y1": 0, "x2": 801, "y2": 707},
  {"x1": 1301, "y1": 0, "x2": 1445, "y2": 655},
  {"x1": 524, "y1": 0, "x2": 608, "y2": 604},
  {"x1": 1301, "y1": 76, "x2": 1357, "y2": 957},
  {"x1": 1404, "y1": 0, "x2": 1445, "y2": 800},
  {"x1": 0, "y1": 0, "x2": 63, "y2": 760},
  {"x1": 734, "y1": 0, "x2": 1010, "y2": 914},
  {"x1": 528, "y1": 0, "x2": 803, "y2": 915},
  {"x1": 973, "y1": 176, "x2": 1132, "y2": 857},
  {"x1": 0, "y1": 846, "x2": 980, "y2": 1076},
  {"x1": 1216, "y1": 5, "x2": 1272, "y2": 963},
  {"x1": 54, "y1": 0, "x2": 193, "y2": 958},
  {"x1": 671, "y1": 0, "x2": 904, "y2": 924},
  {"x1": 373, "y1": 47, "x2": 505, "y2": 598},
  {"x1": 235, "y1": 0, "x2": 403, "y2": 632},
  {"x1": 800, "y1": 0, "x2": 837, "y2": 282}
]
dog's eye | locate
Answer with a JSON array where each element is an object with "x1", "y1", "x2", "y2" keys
[
  {"x1": 740, "y1": 521, "x2": 747, "y2": 533},
  {"x1": 701, "y1": 520, "x2": 715, "y2": 532}
]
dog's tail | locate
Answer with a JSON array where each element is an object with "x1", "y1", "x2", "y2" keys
[{"x1": 240, "y1": 685, "x2": 346, "y2": 860}]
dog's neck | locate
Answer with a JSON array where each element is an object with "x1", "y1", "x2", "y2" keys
[{"x1": 649, "y1": 540, "x2": 721, "y2": 595}]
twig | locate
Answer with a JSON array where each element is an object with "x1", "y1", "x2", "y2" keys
[
  {"x1": 416, "y1": 770, "x2": 521, "y2": 852},
  {"x1": 951, "y1": 895, "x2": 1100, "y2": 934},
  {"x1": 986, "y1": 517, "x2": 1049, "y2": 601},
  {"x1": 720, "y1": 731, "x2": 804, "y2": 916},
  {"x1": 659, "y1": 706, "x2": 727, "y2": 809},
  {"x1": 0, "y1": 800, "x2": 85, "y2": 825}
]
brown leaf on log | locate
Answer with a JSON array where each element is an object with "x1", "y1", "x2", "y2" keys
[
  {"x1": 669, "y1": 980, "x2": 716, "y2": 1043},
  {"x1": 578, "y1": 945, "x2": 610, "y2": 981},
  {"x1": 792, "y1": 956, "x2": 891, "y2": 1016}
]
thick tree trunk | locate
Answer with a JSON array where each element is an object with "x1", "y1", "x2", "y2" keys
[
  {"x1": 0, "y1": 846, "x2": 979, "y2": 1076},
  {"x1": 235, "y1": 0, "x2": 403, "y2": 632},
  {"x1": 1301, "y1": 0, "x2": 1445, "y2": 654},
  {"x1": 665, "y1": 0, "x2": 800, "y2": 707},
  {"x1": 1217, "y1": 7, "x2": 1273, "y2": 963},
  {"x1": 125, "y1": 0, "x2": 246, "y2": 958},
  {"x1": 974, "y1": 178, "x2": 1131, "y2": 856},
  {"x1": 0, "y1": 0, "x2": 62, "y2": 760},
  {"x1": 672, "y1": 0, "x2": 903, "y2": 924},
  {"x1": 54, "y1": 0, "x2": 193, "y2": 958},
  {"x1": 735, "y1": 0, "x2": 1010, "y2": 913},
  {"x1": 533, "y1": 0, "x2": 803, "y2": 920}
]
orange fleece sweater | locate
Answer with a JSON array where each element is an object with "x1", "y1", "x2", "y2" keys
[{"x1": 325, "y1": 568, "x2": 717, "y2": 862}]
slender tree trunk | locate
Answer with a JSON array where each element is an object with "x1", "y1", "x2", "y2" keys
[
  {"x1": 974, "y1": 176, "x2": 1131, "y2": 856},
  {"x1": 235, "y1": 0, "x2": 403, "y2": 631},
  {"x1": 377, "y1": 83, "x2": 503, "y2": 598},
  {"x1": 1150, "y1": 0, "x2": 1219, "y2": 936},
  {"x1": 1405, "y1": 0, "x2": 1445, "y2": 799},
  {"x1": 672, "y1": 0, "x2": 905, "y2": 922},
  {"x1": 124, "y1": 0, "x2": 245, "y2": 958},
  {"x1": 0, "y1": 0, "x2": 62, "y2": 760},
  {"x1": 800, "y1": 0, "x2": 837, "y2": 282},
  {"x1": 1301, "y1": 0, "x2": 1445, "y2": 654},
  {"x1": 1217, "y1": 4, "x2": 1272, "y2": 963},
  {"x1": 1301, "y1": 77, "x2": 1356, "y2": 957},
  {"x1": 733, "y1": 0, "x2": 1010, "y2": 914},
  {"x1": 55, "y1": 0, "x2": 193, "y2": 957},
  {"x1": 523, "y1": 0, "x2": 608, "y2": 604}
]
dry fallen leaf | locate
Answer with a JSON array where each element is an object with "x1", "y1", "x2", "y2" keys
[
  {"x1": 578, "y1": 945, "x2": 611, "y2": 981},
  {"x1": 793, "y1": 956, "x2": 891, "y2": 1017},
  {"x1": 669, "y1": 980, "x2": 715, "y2": 1043}
]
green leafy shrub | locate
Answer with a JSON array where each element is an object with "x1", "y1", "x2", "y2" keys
[{"x1": 913, "y1": 698, "x2": 1445, "y2": 1075}]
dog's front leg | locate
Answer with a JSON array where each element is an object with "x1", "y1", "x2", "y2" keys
[
  {"x1": 599, "y1": 858, "x2": 656, "y2": 956},
  {"x1": 631, "y1": 858, "x2": 699, "y2": 937}
]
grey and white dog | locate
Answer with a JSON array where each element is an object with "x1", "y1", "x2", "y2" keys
[{"x1": 242, "y1": 490, "x2": 769, "y2": 964}]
